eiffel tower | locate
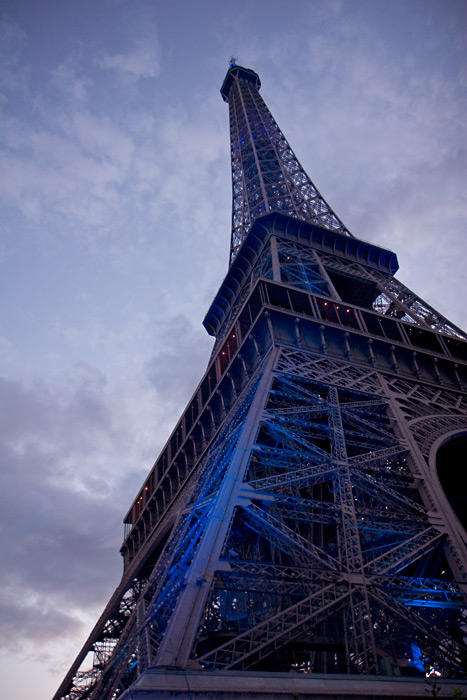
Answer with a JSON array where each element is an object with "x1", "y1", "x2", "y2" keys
[{"x1": 54, "y1": 62, "x2": 467, "y2": 700}]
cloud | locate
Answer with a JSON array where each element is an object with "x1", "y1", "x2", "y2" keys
[
  {"x1": 0, "y1": 15, "x2": 28, "y2": 99},
  {"x1": 97, "y1": 39, "x2": 160, "y2": 82},
  {"x1": 0, "y1": 591, "x2": 82, "y2": 651},
  {"x1": 0, "y1": 308, "x2": 215, "y2": 650},
  {"x1": 0, "y1": 376, "x2": 122, "y2": 649},
  {"x1": 146, "y1": 314, "x2": 213, "y2": 403},
  {"x1": 50, "y1": 60, "x2": 92, "y2": 104}
]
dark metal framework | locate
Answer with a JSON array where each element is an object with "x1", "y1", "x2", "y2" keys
[
  {"x1": 221, "y1": 65, "x2": 350, "y2": 264},
  {"x1": 54, "y1": 65, "x2": 467, "y2": 700}
]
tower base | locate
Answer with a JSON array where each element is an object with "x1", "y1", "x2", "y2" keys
[{"x1": 119, "y1": 669, "x2": 467, "y2": 699}]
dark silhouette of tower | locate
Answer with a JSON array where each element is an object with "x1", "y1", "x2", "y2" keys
[{"x1": 54, "y1": 63, "x2": 467, "y2": 700}]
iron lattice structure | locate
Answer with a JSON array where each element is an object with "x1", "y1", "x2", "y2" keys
[
  {"x1": 221, "y1": 65, "x2": 350, "y2": 263},
  {"x1": 54, "y1": 64, "x2": 467, "y2": 700}
]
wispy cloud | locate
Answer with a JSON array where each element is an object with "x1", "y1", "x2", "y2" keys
[
  {"x1": 0, "y1": 15, "x2": 28, "y2": 98},
  {"x1": 98, "y1": 40, "x2": 160, "y2": 81}
]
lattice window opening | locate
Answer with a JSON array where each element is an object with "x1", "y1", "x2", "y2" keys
[
  {"x1": 359, "y1": 526, "x2": 425, "y2": 566},
  {"x1": 253, "y1": 415, "x2": 332, "y2": 458},
  {"x1": 268, "y1": 503, "x2": 339, "y2": 556},
  {"x1": 372, "y1": 291, "x2": 411, "y2": 320},
  {"x1": 384, "y1": 577, "x2": 466, "y2": 621},
  {"x1": 356, "y1": 507, "x2": 422, "y2": 537},
  {"x1": 398, "y1": 398, "x2": 459, "y2": 422},
  {"x1": 267, "y1": 371, "x2": 332, "y2": 407},
  {"x1": 221, "y1": 506, "x2": 316, "y2": 570},
  {"x1": 196, "y1": 586, "x2": 290, "y2": 642},
  {"x1": 372, "y1": 280, "x2": 466, "y2": 342},
  {"x1": 437, "y1": 323, "x2": 467, "y2": 341},
  {"x1": 393, "y1": 381, "x2": 467, "y2": 412},
  {"x1": 369, "y1": 595, "x2": 467, "y2": 675},
  {"x1": 241, "y1": 476, "x2": 340, "y2": 563},
  {"x1": 319, "y1": 251, "x2": 377, "y2": 283},
  {"x1": 347, "y1": 475, "x2": 422, "y2": 517},
  {"x1": 64, "y1": 651, "x2": 102, "y2": 699},
  {"x1": 356, "y1": 472, "x2": 422, "y2": 512},
  {"x1": 277, "y1": 255, "x2": 331, "y2": 297},
  {"x1": 245, "y1": 450, "x2": 335, "y2": 489},
  {"x1": 340, "y1": 402, "x2": 394, "y2": 434},
  {"x1": 197, "y1": 602, "x2": 349, "y2": 673},
  {"x1": 195, "y1": 590, "x2": 353, "y2": 674},
  {"x1": 92, "y1": 639, "x2": 119, "y2": 669},
  {"x1": 288, "y1": 647, "x2": 347, "y2": 675},
  {"x1": 336, "y1": 419, "x2": 397, "y2": 461}
]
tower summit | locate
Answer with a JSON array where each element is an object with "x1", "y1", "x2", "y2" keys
[
  {"x1": 221, "y1": 62, "x2": 350, "y2": 264},
  {"x1": 54, "y1": 65, "x2": 467, "y2": 700}
]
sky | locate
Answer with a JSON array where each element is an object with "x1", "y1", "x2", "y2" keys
[{"x1": 0, "y1": 1, "x2": 466, "y2": 698}]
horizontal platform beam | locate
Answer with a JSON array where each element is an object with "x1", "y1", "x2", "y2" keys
[{"x1": 119, "y1": 669, "x2": 467, "y2": 699}]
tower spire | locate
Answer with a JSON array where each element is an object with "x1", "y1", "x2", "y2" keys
[{"x1": 221, "y1": 64, "x2": 351, "y2": 264}]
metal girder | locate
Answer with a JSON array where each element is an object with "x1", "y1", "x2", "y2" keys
[
  {"x1": 364, "y1": 527, "x2": 444, "y2": 576},
  {"x1": 195, "y1": 582, "x2": 350, "y2": 670},
  {"x1": 368, "y1": 587, "x2": 466, "y2": 675},
  {"x1": 245, "y1": 502, "x2": 340, "y2": 570},
  {"x1": 225, "y1": 68, "x2": 351, "y2": 262},
  {"x1": 318, "y1": 249, "x2": 466, "y2": 340}
]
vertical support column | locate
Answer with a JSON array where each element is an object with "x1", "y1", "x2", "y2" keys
[
  {"x1": 154, "y1": 350, "x2": 280, "y2": 669},
  {"x1": 313, "y1": 250, "x2": 341, "y2": 301},
  {"x1": 270, "y1": 235, "x2": 281, "y2": 282},
  {"x1": 328, "y1": 385, "x2": 378, "y2": 674}
]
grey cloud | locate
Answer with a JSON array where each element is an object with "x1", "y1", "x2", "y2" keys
[
  {"x1": 0, "y1": 320, "x2": 214, "y2": 651},
  {"x1": 97, "y1": 44, "x2": 160, "y2": 81},
  {"x1": 0, "y1": 372, "x2": 138, "y2": 648},
  {"x1": 146, "y1": 314, "x2": 213, "y2": 406},
  {"x1": 0, "y1": 15, "x2": 27, "y2": 97},
  {"x1": 0, "y1": 593, "x2": 83, "y2": 651}
]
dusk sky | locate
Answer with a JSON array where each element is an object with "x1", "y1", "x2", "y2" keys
[{"x1": 0, "y1": 1, "x2": 466, "y2": 698}]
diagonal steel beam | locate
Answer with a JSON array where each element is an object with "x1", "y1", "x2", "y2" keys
[
  {"x1": 246, "y1": 502, "x2": 340, "y2": 569},
  {"x1": 365, "y1": 527, "x2": 444, "y2": 576},
  {"x1": 195, "y1": 582, "x2": 349, "y2": 670}
]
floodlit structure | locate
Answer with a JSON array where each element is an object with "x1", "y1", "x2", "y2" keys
[{"x1": 55, "y1": 63, "x2": 467, "y2": 699}]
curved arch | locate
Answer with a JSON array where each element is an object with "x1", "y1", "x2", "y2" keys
[
  {"x1": 430, "y1": 430, "x2": 467, "y2": 532},
  {"x1": 403, "y1": 417, "x2": 467, "y2": 582},
  {"x1": 408, "y1": 414, "x2": 467, "y2": 459},
  {"x1": 425, "y1": 429, "x2": 467, "y2": 584}
]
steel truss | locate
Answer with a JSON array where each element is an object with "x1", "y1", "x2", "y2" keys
[
  {"x1": 57, "y1": 348, "x2": 466, "y2": 698},
  {"x1": 54, "y1": 64, "x2": 467, "y2": 699},
  {"x1": 191, "y1": 349, "x2": 466, "y2": 678},
  {"x1": 223, "y1": 65, "x2": 351, "y2": 263}
]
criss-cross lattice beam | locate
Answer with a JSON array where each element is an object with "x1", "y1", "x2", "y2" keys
[
  {"x1": 195, "y1": 582, "x2": 349, "y2": 670},
  {"x1": 222, "y1": 65, "x2": 351, "y2": 262}
]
